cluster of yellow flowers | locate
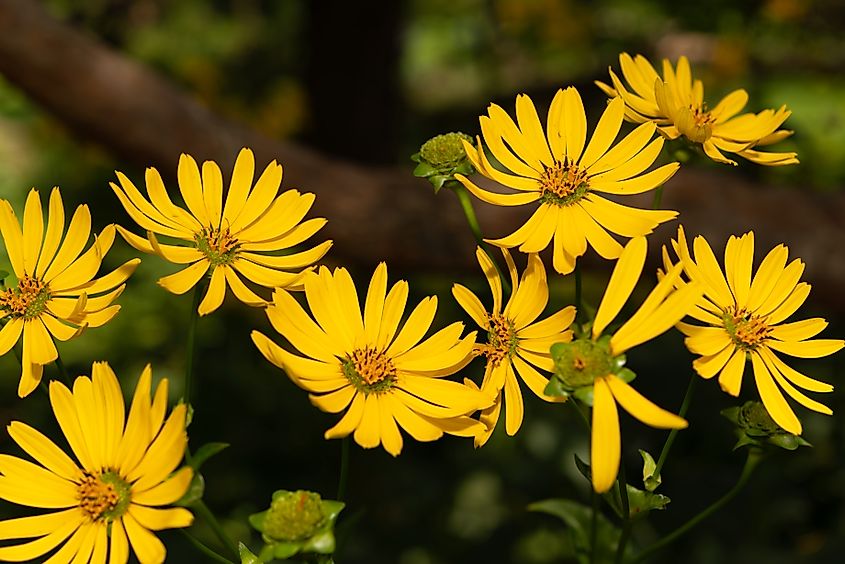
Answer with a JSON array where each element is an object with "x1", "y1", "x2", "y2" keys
[{"x1": 0, "y1": 53, "x2": 839, "y2": 562}]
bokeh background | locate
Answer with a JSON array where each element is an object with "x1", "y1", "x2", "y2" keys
[{"x1": 0, "y1": 0, "x2": 844, "y2": 562}]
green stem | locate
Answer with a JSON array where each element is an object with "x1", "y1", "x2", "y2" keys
[
  {"x1": 450, "y1": 182, "x2": 511, "y2": 296},
  {"x1": 614, "y1": 464, "x2": 631, "y2": 564},
  {"x1": 337, "y1": 436, "x2": 350, "y2": 501},
  {"x1": 194, "y1": 499, "x2": 239, "y2": 560},
  {"x1": 631, "y1": 449, "x2": 764, "y2": 563},
  {"x1": 590, "y1": 488, "x2": 599, "y2": 564},
  {"x1": 183, "y1": 282, "x2": 206, "y2": 407},
  {"x1": 569, "y1": 398, "x2": 591, "y2": 431},
  {"x1": 574, "y1": 262, "x2": 583, "y2": 324},
  {"x1": 179, "y1": 529, "x2": 236, "y2": 564},
  {"x1": 54, "y1": 353, "x2": 71, "y2": 386},
  {"x1": 654, "y1": 375, "x2": 697, "y2": 478},
  {"x1": 651, "y1": 186, "x2": 664, "y2": 210}
]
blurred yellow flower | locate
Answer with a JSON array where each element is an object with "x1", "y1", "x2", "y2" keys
[
  {"x1": 553, "y1": 237, "x2": 701, "y2": 492},
  {"x1": 666, "y1": 226, "x2": 843, "y2": 435},
  {"x1": 111, "y1": 147, "x2": 332, "y2": 316},
  {"x1": 597, "y1": 53, "x2": 798, "y2": 166},
  {"x1": 252, "y1": 263, "x2": 491, "y2": 456},
  {"x1": 0, "y1": 188, "x2": 139, "y2": 397},
  {"x1": 0, "y1": 362, "x2": 193, "y2": 563},
  {"x1": 452, "y1": 247, "x2": 574, "y2": 446},
  {"x1": 456, "y1": 87, "x2": 678, "y2": 274}
]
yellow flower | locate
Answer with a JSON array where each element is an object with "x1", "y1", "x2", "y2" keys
[
  {"x1": 111, "y1": 147, "x2": 332, "y2": 316},
  {"x1": 553, "y1": 237, "x2": 701, "y2": 492},
  {"x1": 452, "y1": 247, "x2": 575, "y2": 446},
  {"x1": 0, "y1": 188, "x2": 139, "y2": 397},
  {"x1": 665, "y1": 226, "x2": 843, "y2": 435},
  {"x1": 251, "y1": 263, "x2": 491, "y2": 456},
  {"x1": 596, "y1": 53, "x2": 798, "y2": 166},
  {"x1": 0, "y1": 362, "x2": 193, "y2": 563},
  {"x1": 455, "y1": 87, "x2": 678, "y2": 275}
]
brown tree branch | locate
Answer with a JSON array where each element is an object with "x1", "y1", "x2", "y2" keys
[{"x1": 0, "y1": 0, "x2": 843, "y2": 312}]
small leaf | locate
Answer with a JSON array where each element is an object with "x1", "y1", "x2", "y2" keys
[
  {"x1": 239, "y1": 542, "x2": 261, "y2": 564},
  {"x1": 639, "y1": 450, "x2": 661, "y2": 492},
  {"x1": 573, "y1": 454, "x2": 591, "y2": 483},
  {"x1": 624, "y1": 484, "x2": 670, "y2": 518},
  {"x1": 190, "y1": 442, "x2": 229, "y2": 471}
]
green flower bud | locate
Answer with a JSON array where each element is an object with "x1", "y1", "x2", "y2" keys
[
  {"x1": 263, "y1": 490, "x2": 325, "y2": 541},
  {"x1": 411, "y1": 132, "x2": 476, "y2": 192},
  {"x1": 546, "y1": 336, "x2": 633, "y2": 405},
  {"x1": 721, "y1": 401, "x2": 811, "y2": 451}
]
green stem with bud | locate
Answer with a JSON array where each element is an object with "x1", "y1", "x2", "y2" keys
[
  {"x1": 651, "y1": 186, "x2": 664, "y2": 210},
  {"x1": 194, "y1": 499, "x2": 240, "y2": 560},
  {"x1": 631, "y1": 449, "x2": 764, "y2": 563}
]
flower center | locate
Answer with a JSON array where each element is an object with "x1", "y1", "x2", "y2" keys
[
  {"x1": 0, "y1": 276, "x2": 50, "y2": 319},
  {"x1": 263, "y1": 490, "x2": 326, "y2": 542},
  {"x1": 342, "y1": 347, "x2": 397, "y2": 393},
  {"x1": 677, "y1": 105, "x2": 715, "y2": 143},
  {"x1": 484, "y1": 314, "x2": 518, "y2": 367},
  {"x1": 538, "y1": 159, "x2": 589, "y2": 206},
  {"x1": 195, "y1": 226, "x2": 239, "y2": 267},
  {"x1": 551, "y1": 337, "x2": 614, "y2": 389},
  {"x1": 723, "y1": 306, "x2": 771, "y2": 349},
  {"x1": 77, "y1": 470, "x2": 131, "y2": 522}
]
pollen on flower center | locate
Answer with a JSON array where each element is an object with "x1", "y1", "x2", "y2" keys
[
  {"x1": 343, "y1": 347, "x2": 397, "y2": 393},
  {"x1": 723, "y1": 306, "x2": 771, "y2": 349},
  {"x1": 0, "y1": 276, "x2": 50, "y2": 319},
  {"x1": 552, "y1": 338, "x2": 614, "y2": 389},
  {"x1": 677, "y1": 105, "x2": 715, "y2": 143},
  {"x1": 77, "y1": 470, "x2": 131, "y2": 522},
  {"x1": 538, "y1": 159, "x2": 589, "y2": 206},
  {"x1": 195, "y1": 226, "x2": 239, "y2": 266},
  {"x1": 483, "y1": 314, "x2": 518, "y2": 367}
]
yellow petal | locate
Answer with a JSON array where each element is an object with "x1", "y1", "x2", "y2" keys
[
  {"x1": 750, "y1": 352, "x2": 801, "y2": 435},
  {"x1": 221, "y1": 148, "x2": 255, "y2": 225},
  {"x1": 758, "y1": 347, "x2": 832, "y2": 393},
  {"x1": 197, "y1": 267, "x2": 226, "y2": 316},
  {"x1": 176, "y1": 153, "x2": 209, "y2": 226},
  {"x1": 766, "y1": 338, "x2": 844, "y2": 359},
  {"x1": 717, "y1": 349, "x2": 747, "y2": 397},
  {"x1": 122, "y1": 512, "x2": 166, "y2": 564},
  {"x1": 503, "y1": 364, "x2": 524, "y2": 435},
  {"x1": 201, "y1": 159, "x2": 223, "y2": 228},
  {"x1": 22, "y1": 189, "x2": 44, "y2": 277},
  {"x1": 157, "y1": 261, "x2": 209, "y2": 295},
  {"x1": 592, "y1": 236, "x2": 646, "y2": 338},
  {"x1": 0, "y1": 516, "x2": 79, "y2": 562},
  {"x1": 606, "y1": 375, "x2": 687, "y2": 429},
  {"x1": 377, "y1": 396, "x2": 404, "y2": 456},
  {"x1": 128, "y1": 505, "x2": 193, "y2": 532},
  {"x1": 591, "y1": 377, "x2": 621, "y2": 493},
  {"x1": 692, "y1": 343, "x2": 735, "y2": 379},
  {"x1": 324, "y1": 393, "x2": 366, "y2": 440},
  {"x1": 131, "y1": 467, "x2": 193, "y2": 507}
]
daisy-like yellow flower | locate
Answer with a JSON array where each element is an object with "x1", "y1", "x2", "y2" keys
[
  {"x1": 455, "y1": 86, "x2": 678, "y2": 275},
  {"x1": 550, "y1": 237, "x2": 702, "y2": 492},
  {"x1": 452, "y1": 247, "x2": 575, "y2": 446},
  {"x1": 0, "y1": 362, "x2": 193, "y2": 563},
  {"x1": 111, "y1": 147, "x2": 332, "y2": 316},
  {"x1": 251, "y1": 263, "x2": 491, "y2": 456},
  {"x1": 665, "y1": 226, "x2": 843, "y2": 435},
  {"x1": 0, "y1": 188, "x2": 139, "y2": 397},
  {"x1": 596, "y1": 53, "x2": 798, "y2": 166}
]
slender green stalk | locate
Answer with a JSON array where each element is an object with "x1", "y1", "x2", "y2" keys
[
  {"x1": 179, "y1": 529, "x2": 236, "y2": 564},
  {"x1": 450, "y1": 182, "x2": 511, "y2": 295},
  {"x1": 631, "y1": 450, "x2": 764, "y2": 563},
  {"x1": 569, "y1": 398, "x2": 591, "y2": 431},
  {"x1": 654, "y1": 375, "x2": 697, "y2": 478},
  {"x1": 336, "y1": 436, "x2": 350, "y2": 501},
  {"x1": 194, "y1": 499, "x2": 239, "y2": 560},
  {"x1": 54, "y1": 353, "x2": 71, "y2": 386},
  {"x1": 651, "y1": 186, "x2": 664, "y2": 210},
  {"x1": 614, "y1": 464, "x2": 631, "y2": 564},
  {"x1": 574, "y1": 262, "x2": 583, "y2": 323},
  {"x1": 183, "y1": 282, "x2": 206, "y2": 407},
  {"x1": 590, "y1": 488, "x2": 599, "y2": 564}
]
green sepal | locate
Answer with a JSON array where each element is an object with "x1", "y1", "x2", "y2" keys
[
  {"x1": 722, "y1": 403, "x2": 811, "y2": 451},
  {"x1": 639, "y1": 449, "x2": 661, "y2": 492},
  {"x1": 528, "y1": 499, "x2": 631, "y2": 563},
  {"x1": 273, "y1": 542, "x2": 301, "y2": 559},
  {"x1": 572, "y1": 385, "x2": 594, "y2": 406},
  {"x1": 190, "y1": 442, "x2": 229, "y2": 472},
  {"x1": 543, "y1": 374, "x2": 570, "y2": 398},
  {"x1": 239, "y1": 542, "x2": 261, "y2": 564},
  {"x1": 615, "y1": 367, "x2": 636, "y2": 384},
  {"x1": 174, "y1": 472, "x2": 205, "y2": 507}
]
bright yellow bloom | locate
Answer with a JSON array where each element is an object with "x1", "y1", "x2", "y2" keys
[
  {"x1": 252, "y1": 263, "x2": 491, "y2": 456},
  {"x1": 555, "y1": 237, "x2": 701, "y2": 493},
  {"x1": 0, "y1": 362, "x2": 193, "y2": 563},
  {"x1": 0, "y1": 188, "x2": 139, "y2": 397},
  {"x1": 665, "y1": 226, "x2": 843, "y2": 435},
  {"x1": 452, "y1": 247, "x2": 575, "y2": 446},
  {"x1": 455, "y1": 87, "x2": 678, "y2": 275},
  {"x1": 597, "y1": 53, "x2": 798, "y2": 166},
  {"x1": 111, "y1": 147, "x2": 332, "y2": 316}
]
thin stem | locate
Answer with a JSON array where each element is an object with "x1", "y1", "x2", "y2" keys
[
  {"x1": 615, "y1": 464, "x2": 632, "y2": 564},
  {"x1": 336, "y1": 436, "x2": 350, "y2": 501},
  {"x1": 631, "y1": 449, "x2": 764, "y2": 563},
  {"x1": 574, "y1": 262, "x2": 583, "y2": 323},
  {"x1": 651, "y1": 186, "x2": 664, "y2": 210},
  {"x1": 194, "y1": 499, "x2": 239, "y2": 560},
  {"x1": 590, "y1": 488, "x2": 599, "y2": 564},
  {"x1": 183, "y1": 282, "x2": 206, "y2": 407},
  {"x1": 569, "y1": 398, "x2": 591, "y2": 431},
  {"x1": 450, "y1": 182, "x2": 511, "y2": 296},
  {"x1": 654, "y1": 375, "x2": 697, "y2": 478},
  {"x1": 179, "y1": 529, "x2": 236, "y2": 564}
]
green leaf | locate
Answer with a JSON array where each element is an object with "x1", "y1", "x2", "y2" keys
[
  {"x1": 190, "y1": 442, "x2": 229, "y2": 471},
  {"x1": 528, "y1": 498, "x2": 626, "y2": 563},
  {"x1": 624, "y1": 485, "x2": 670, "y2": 518},
  {"x1": 639, "y1": 450, "x2": 661, "y2": 492},
  {"x1": 573, "y1": 454, "x2": 591, "y2": 483},
  {"x1": 175, "y1": 472, "x2": 205, "y2": 507},
  {"x1": 239, "y1": 542, "x2": 261, "y2": 564}
]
